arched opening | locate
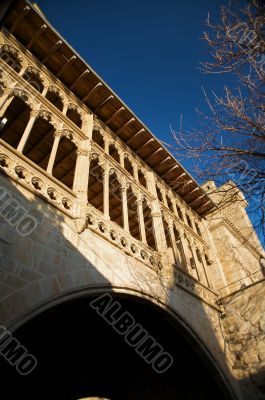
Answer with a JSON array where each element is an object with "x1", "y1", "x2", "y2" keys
[
  {"x1": 186, "y1": 214, "x2": 193, "y2": 229},
  {"x1": 166, "y1": 195, "x2": 174, "y2": 213},
  {"x1": 46, "y1": 89, "x2": 64, "y2": 111},
  {"x1": 127, "y1": 187, "x2": 140, "y2": 240},
  {"x1": 142, "y1": 197, "x2": 156, "y2": 250},
  {"x1": 124, "y1": 156, "x2": 134, "y2": 177},
  {"x1": 0, "y1": 96, "x2": 30, "y2": 147},
  {"x1": 0, "y1": 48, "x2": 22, "y2": 73},
  {"x1": 87, "y1": 158, "x2": 104, "y2": 213},
  {"x1": 173, "y1": 225, "x2": 186, "y2": 269},
  {"x1": 92, "y1": 129, "x2": 104, "y2": 149},
  {"x1": 0, "y1": 293, "x2": 231, "y2": 400},
  {"x1": 52, "y1": 137, "x2": 77, "y2": 189},
  {"x1": 195, "y1": 222, "x2": 202, "y2": 236},
  {"x1": 109, "y1": 172, "x2": 123, "y2": 228},
  {"x1": 163, "y1": 217, "x2": 172, "y2": 250},
  {"x1": 156, "y1": 185, "x2": 163, "y2": 203},
  {"x1": 176, "y1": 205, "x2": 183, "y2": 221},
  {"x1": 22, "y1": 70, "x2": 44, "y2": 93},
  {"x1": 23, "y1": 116, "x2": 55, "y2": 171},
  {"x1": 66, "y1": 106, "x2": 82, "y2": 128},
  {"x1": 138, "y1": 169, "x2": 147, "y2": 189},
  {"x1": 109, "y1": 143, "x2": 120, "y2": 164}
]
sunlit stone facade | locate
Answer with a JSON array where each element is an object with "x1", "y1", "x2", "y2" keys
[{"x1": 0, "y1": 1, "x2": 264, "y2": 399}]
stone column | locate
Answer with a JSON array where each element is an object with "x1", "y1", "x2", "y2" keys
[
  {"x1": 42, "y1": 86, "x2": 49, "y2": 97},
  {"x1": 0, "y1": 89, "x2": 13, "y2": 118},
  {"x1": 168, "y1": 221, "x2": 180, "y2": 265},
  {"x1": 82, "y1": 114, "x2": 93, "y2": 138},
  {"x1": 18, "y1": 64, "x2": 28, "y2": 77},
  {"x1": 46, "y1": 131, "x2": 61, "y2": 174},
  {"x1": 151, "y1": 202, "x2": 167, "y2": 253},
  {"x1": 17, "y1": 110, "x2": 38, "y2": 152},
  {"x1": 62, "y1": 103, "x2": 68, "y2": 115},
  {"x1": 121, "y1": 184, "x2": 129, "y2": 232},
  {"x1": 104, "y1": 162, "x2": 110, "y2": 220},
  {"x1": 178, "y1": 228, "x2": 190, "y2": 271},
  {"x1": 104, "y1": 138, "x2": 110, "y2": 155},
  {"x1": 136, "y1": 196, "x2": 147, "y2": 244},
  {"x1": 119, "y1": 152, "x2": 124, "y2": 169},
  {"x1": 133, "y1": 164, "x2": 139, "y2": 181},
  {"x1": 72, "y1": 115, "x2": 94, "y2": 227}
]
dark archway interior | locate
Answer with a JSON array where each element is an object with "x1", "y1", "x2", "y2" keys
[{"x1": 1, "y1": 294, "x2": 230, "y2": 400}]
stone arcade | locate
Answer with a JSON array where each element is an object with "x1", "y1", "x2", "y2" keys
[{"x1": 0, "y1": 1, "x2": 264, "y2": 399}]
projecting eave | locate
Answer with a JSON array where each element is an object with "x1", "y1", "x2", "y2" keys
[{"x1": 1, "y1": 0, "x2": 216, "y2": 216}]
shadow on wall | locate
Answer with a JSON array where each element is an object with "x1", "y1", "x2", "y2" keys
[{"x1": 0, "y1": 173, "x2": 243, "y2": 399}]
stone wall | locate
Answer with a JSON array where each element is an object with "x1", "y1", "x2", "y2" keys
[{"x1": 221, "y1": 280, "x2": 265, "y2": 400}]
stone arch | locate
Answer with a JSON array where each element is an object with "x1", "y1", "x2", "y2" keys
[
  {"x1": 87, "y1": 155, "x2": 104, "y2": 212},
  {"x1": 138, "y1": 167, "x2": 147, "y2": 188},
  {"x1": 52, "y1": 130, "x2": 78, "y2": 189},
  {"x1": 66, "y1": 102, "x2": 82, "y2": 128},
  {"x1": 37, "y1": 109, "x2": 59, "y2": 130},
  {"x1": 166, "y1": 193, "x2": 174, "y2": 213},
  {"x1": 109, "y1": 141, "x2": 120, "y2": 163},
  {"x1": 0, "y1": 93, "x2": 32, "y2": 148},
  {"x1": 156, "y1": 183, "x2": 164, "y2": 203},
  {"x1": 22, "y1": 66, "x2": 46, "y2": 93},
  {"x1": 2, "y1": 284, "x2": 235, "y2": 400},
  {"x1": 92, "y1": 126, "x2": 104, "y2": 149},
  {"x1": 109, "y1": 169, "x2": 123, "y2": 227},
  {"x1": 45, "y1": 85, "x2": 65, "y2": 111},
  {"x1": 124, "y1": 153, "x2": 134, "y2": 177},
  {"x1": 0, "y1": 43, "x2": 24, "y2": 73},
  {"x1": 11, "y1": 87, "x2": 35, "y2": 109}
]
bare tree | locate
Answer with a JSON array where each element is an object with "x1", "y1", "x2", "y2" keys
[{"x1": 171, "y1": 0, "x2": 265, "y2": 240}]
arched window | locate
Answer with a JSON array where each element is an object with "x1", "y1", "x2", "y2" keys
[
  {"x1": 156, "y1": 185, "x2": 163, "y2": 202},
  {"x1": 142, "y1": 197, "x2": 156, "y2": 250},
  {"x1": 46, "y1": 89, "x2": 64, "y2": 111},
  {"x1": 127, "y1": 186, "x2": 140, "y2": 240},
  {"x1": 66, "y1": 105, "x2": 82, "y2": 128},
  {"x1": 0, "y1": 96, "x2": 31, "y2": 148},
  {"x1": 162, "y1": 217, "x2": 172, "y2": 249},
  {"x1": 92, "y1": 129, "x2": 104, "y2": 149},
  {"x1": 186, "y1": 214, "x2": 193, "y2": 229},
  {"x1": 22, "y1": 115, "x2": 55, "y2": 171},
  {"x1": 138, "y1": 169, "x2": 147, "y2": 188},
  {"x1": 124, "y1": 156, "x2": 134, "y2": 177},
  {"x1": 173, "y1": 226, "x2": 186, "y2": 270},
  {"x1": 22, "y1": 69, "x2": 44, "y2": 93},
  {"x1": 52, "y1": 136, "x2": 77, "y2": 189},
  {"x1": 166, "y1": 195, "x2": 174, "y2": 213},
  {"x1": 0, "y1": 47, "x2": 22, "y2": 73},
  {"x1": 176, "y1": 205, "x2": 183, "y2": 221},
  {"x1": 87, "y1": 157, "x2": 104, "y2": 212},
  {"x1": 109, "y1": 172, "x2": 123, "y2": 228},
  {"x1": 109, "y1": 143, "x2": 120, "y2": 163}
]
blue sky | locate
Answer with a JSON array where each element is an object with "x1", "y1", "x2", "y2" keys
[{"x1": 37, "y1": 0, "x2": 226, "y2": 149}]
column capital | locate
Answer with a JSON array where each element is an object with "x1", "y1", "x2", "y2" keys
[
  {"x1": 30, "y1": 109, "x2": 39, "y2": 118},
  {"x1": 76, "y1": 148, "x2": 89, "y2": 157},
  {"x1": 151, "y1": 211, "x2": 162, "y2": 218}
]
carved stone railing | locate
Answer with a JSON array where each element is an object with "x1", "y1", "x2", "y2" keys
[
  {"x1": 0, "y1": 140, "x2": 77, "y2": 217},
  {"x1": 86, "y1": 204, "x2": 162, "y2": 270},
  {"x1": 174, "y1": 264, "x2": 219, "y2": 309}
]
